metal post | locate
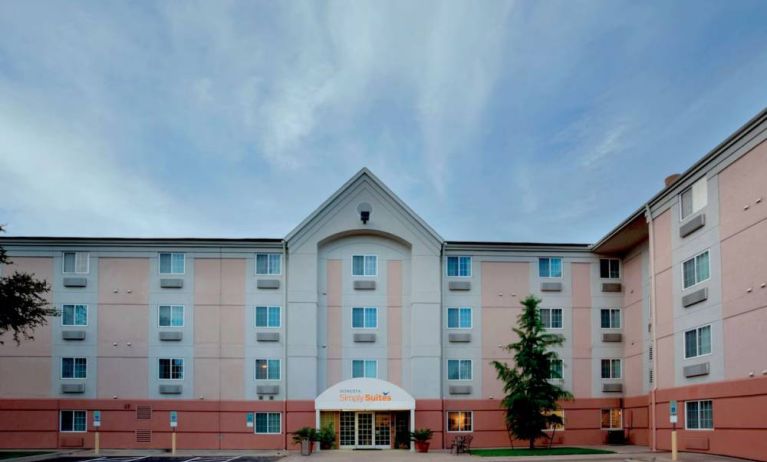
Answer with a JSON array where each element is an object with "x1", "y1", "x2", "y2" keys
[
  {"x1": 409, "y1": 409, "x2": 415, "y2": 452},
  {"x1": 315, "y1": 410, "x2": 321, "y2": 452},
  {"x1": 171, "y1": 429, "x2": 176, "y2": 455},
  {"x1": 671, "y1": 423, "x2": 677, "y2": 461},
  {"x1": 94, "y1": 431, "x2": 100, "y2": 455}
]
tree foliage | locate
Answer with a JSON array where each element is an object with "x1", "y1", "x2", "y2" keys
[
  {"x1": 0, "y1": 225, "x2": 56, "y2": 344},
  {"x1": 492, "y1": 295, "x2": 572, "y2": 449}
]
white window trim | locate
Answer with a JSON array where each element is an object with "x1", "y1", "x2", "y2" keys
[
  {"x1": 61, "y1": 304, "x2": 88, "y2": 327},
  {"x1": 684, "y1": 324, "x2": 712, "y2": 359},
  {"x1": 445, "y1": 256, "x2": 472, "y2": 278},
  {"x1": 61, "y1": 357, "x2": 87, "y2": 380},
  {"x1": 254, "y1": 412, "x2": 282, "y2": 434},
  {"x1": 601, "y1": 359, "x2": 622, "y2": 379},
  {"x1": 600, "y1": 308, "x2": 621, "y2": 329},
  {"x1": 255, "y1": 253, "x2": 282, "y2": 276},
  {"x1": 255, "y1": 359, "x2": 281, "y2": 381},
  {"x1": 599, "y1": 258, "x2": 621, "y2": 280},
  {"x1": 255, "y1": 306, "x2": 282, "y2": 329},
  {"x1": 679, "y1": 178, "x2": 708, "y2": 222},
  {"x1": 685, "y1": 400, "x2": 714, "y2": 431},
  {"x1": 543, "y1": 410, "x2": 566, "y2": 431},
  {"x1": 600, "y1": 408, "x2": 623, "y2": 430},
  {"x1": 446, "y1": 359, "x2": 473, "y2": 381},
  {"x1": 351, "y1": 307, "x2": 378, "y2": 329},
  {"x1": 351, "y1": 359, "x2": 378, "y2": 379},
  {"x1": 540, "y1": 308, "x2": 564, "y2": 330},
  {"x1": 351, "y1": 254, "x2": 378, "y2": 277},
  {"x1": 60, "y1": 410, "x2": 87, "y2": 433},
  {"x1": 158, "y1": 305, "x2": 185, "y2": 328},
  {"x1": 158, "y1": 252, "x2": 186, "y2": 275},
  {"x1": 446, "y1": 411, "x2": 474, "y2": 433},
  {"x1": 158, "y1": 358, "x2": 184, "y2": 380},
  {"x1": 539, "y1": 257, "x2": 563, "y2": 279},
  {"x1": 446, "y1": 307, "x2": 473, "y2": 329},
  {"x1": 62, "y1": 252, "x2": 89, "y2": 274},
  {"x1": 681, "y1": 249, "x2": 710, "y2": 291},
  {"x1": 548, "y1": 359, "x2": 564, "y2": 380}
]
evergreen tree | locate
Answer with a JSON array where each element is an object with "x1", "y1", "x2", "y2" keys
[
  {"x1": 492, "y1": 295, "x2": 572, "y2": 449},
  {"x1": 0, "y1": 225, "x2": 56, "y2": 344}
]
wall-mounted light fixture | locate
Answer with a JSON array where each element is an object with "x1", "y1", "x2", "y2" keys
[{"x1": 357, "y1": 202, "x2": 372, "y2": 224}]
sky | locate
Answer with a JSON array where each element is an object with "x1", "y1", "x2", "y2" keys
[{"x1": 1, "y1": 1, "x2": 767, "y2": 243}]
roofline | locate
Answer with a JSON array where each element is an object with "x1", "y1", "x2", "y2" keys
[
  {"x1": 446, "y1": 240, "x2": 591, "y2": 253},
  {"x1": 0, "y1": 236, "x2": 283, "y2": 249},
  {"x1": 592, "y1": 106, "x2": 767, "y2": 252}
]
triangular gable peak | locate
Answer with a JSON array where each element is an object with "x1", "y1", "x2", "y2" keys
[{"x1": 285, "y1": 168, "x2": 443, "y2": 252}]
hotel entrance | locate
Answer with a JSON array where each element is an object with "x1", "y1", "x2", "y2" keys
[{"x1": 315, "y1": 378, "x2": 416, "y2": 451}]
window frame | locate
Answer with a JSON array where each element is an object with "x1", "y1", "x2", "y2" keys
[
  {"x1": 539, "y1": 308, "x2": 563, "y2": 329},
  {"x1": 447, "y1": 359, "x2": 473, "y2": 381},
  {"x1": 446, "y1": 307, "x2": 473, "y2": 329},
  {"x1": 446, "y1": 256, "x2": 472, "y2": 278},
  {"x1": 538, "y1": 257, "x2": 563, "y2": 278},
  {"x1": 600, "y1": 359, "x2": 622, "y2": 379},
  {"x1": 158, "y1": 305, "x2": 185, "y2": 328},
  {"x1": 254, "y1": 412, "x2": 282, "y2": 434},
  {"x1": 600, "y1": 408, "x2": 623, "y2": 430},
  {"x1": 682, "y1": 249, "x2": 710, "y2": 290},
  {"x1": 685, "y1": 400, "x2": 714, "y2": 430},
  {"x1": 680, "y1": 178, "x2": 708, "y2": 221},
  {"x1": 543, "y1": 410, "x2": 565, "y2": 431},
  {"x1": 255, "y1": 306, "x2": 281, "y2": 328},
  {"x1": 158, "y1": 358, "x2": 184, "y2": 380},
  {"x1": 62, "y1": 252, "x2": 89, "y2": 274},
  {"x1": 351, "y1": 255, "x2": 378, "y2": 277},
  {"x1": 255, "y1": 359, "x2": 281, "y2": 381},
  {"x1": 548, "y1": 359, "x2": 564, "y2": 380},
  {"x1": 159, "y1": 252, "x2": 185, "y2": 275},
  {"x1": 599, "y1": 258, "x2": 620, "y2": 279},
  {"x1": 351, "y1": 359, "x2": 378, "y2": 379},
  {"x1": 61, "y1": 304, "x2": 88, "y2": 327},
  {"x1": 684, "y1": 324, "x2": 712, "y2": 359},
  {"x1": 446, "y1": 411, "x2": 473, "y2": 432},
  {"x1": 61, "y1": 357, "x2": 87, "y2": 379},
  {"x1": 351, "y1": 307, "x2": 378, "y2": 329},
  {"x1": 60, "y1": 410, "x2": 87, "y2": 432},
  {"x1": 255, "y1": 253, "x2": 282, "y2": 276},
  {"x1": 600, "y1": 308, "x2": 621, "y2": 329}
]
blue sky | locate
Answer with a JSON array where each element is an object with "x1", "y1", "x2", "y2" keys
[{"x1": 1, "y1": 1, "x2": 766, "y2": 243}]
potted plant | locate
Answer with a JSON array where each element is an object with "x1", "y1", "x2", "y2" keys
[
  {"x1": 410, "y1": 428, "x2": 434, "y2": 453},
  {"x1": 292, "y1": 427, "x2": 318, "y2": 455},
  {"x1": 317, "y1": 422, "x2": 336, "y2": 450}
]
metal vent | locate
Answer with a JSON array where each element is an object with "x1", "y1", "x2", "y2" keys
[
  {"x1": 136, "y1": 429, "x2": 151, "y2": 443},
  {"x1": 136, "y1": 406, "x2": 152, "y2": 420},
  {"x1": 649, "y1": 346, "x2": 653, "y2": 360},
  {"x1": 649, "y1": 369, "x2": 654, "y2": 384}
]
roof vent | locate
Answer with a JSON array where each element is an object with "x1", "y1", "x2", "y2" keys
[{"x1": 664, "y1": 173, "x2": 681, "y2": 187}]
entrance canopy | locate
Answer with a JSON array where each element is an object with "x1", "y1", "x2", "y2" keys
[{"x1": 315, "y1": 378, "x2": 415, "y2": 411}]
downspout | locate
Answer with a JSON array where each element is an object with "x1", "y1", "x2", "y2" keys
[
  {"x1": 440, "y1": 242, "x2": 445, "y2": 450},
  {"x1": 283, "y1": 240, "x2": 289, "y2": 451},
  {"x1": 645, "y1": 205, "x2": 658, "y2": 452}
]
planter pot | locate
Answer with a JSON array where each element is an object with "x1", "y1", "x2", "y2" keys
[
  {"x1": 300, "y1": 439, "x2": 314, "y2": 456},
  {"x1": 415, "y1": 441, "x2": 430, "y2": 453}
]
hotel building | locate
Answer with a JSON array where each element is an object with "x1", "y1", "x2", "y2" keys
[{"x1": 1, "y1": 109, "x2": 766, "y2": 460}]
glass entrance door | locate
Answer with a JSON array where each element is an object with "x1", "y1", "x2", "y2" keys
[
  {"x1": 374, "y1": 413, "x2": 391, "y2": 448},
  {"x1": 356, "y1": 413, "x2": 373, "y2": 447}
]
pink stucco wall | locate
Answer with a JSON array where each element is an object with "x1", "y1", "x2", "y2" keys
[
  {"x1": 325, "y1": 260, "x2": 342, "y2": 386},
  {"x1": 98, "y1": 357, "x2": 148, "y2": 398},
  {"x1": 387, "y1": 260, "x2": 402, "y2": 385},
  {"x1": 0, "y1": 257, "x2": 53, "y2": 356},
  {"x1": 571, "y1": 262, "x2": 592, "y2": 398},
  {"x1": 652, "y1": 210, "x2": 672, "y2": 274},
  {"x1": 98, "y1": 258, "x2": 149, "y2": 306},
  {"x1": 194, "y1": 259, "x2": 246, "y2": 362},
  {"x1": 718, "y1": 139, "x2": 767, "y2": 241},
  {"x1": 481, "y1": 261, "x2": 529, "y2": 398}
]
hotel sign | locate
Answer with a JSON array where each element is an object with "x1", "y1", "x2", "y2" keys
[
  {"x1": 339, "y1": 388, "x2": 393, "y2": 403},
  {"x1": 316, "y1": 378, "x2": 415, "y2": 411}
]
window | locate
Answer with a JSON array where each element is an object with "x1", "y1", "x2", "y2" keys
[
  {"x1": 601, "y1": 359, "x2": 621, "y2": 379},
  {"x1": 685, "y1": 325, "x2": 712, "y2": 359},
  {"x1": 447, "y1": 411, "x2": 473, "y2": 432},
  {"x1": 62, "y1": 304, "x2": 87, "y2": 326},
  {"x1": 352, "y1": 307, "x2": 377, "y2": 329},
  {"x1": 255, "y1": 306, "x2": 281, "y2": 328},
  {"x1": 540, "y1": 308, "x2": 563, "y2": 329},
  {"x1": 255, "y1": 359, "x2": 281, "y2": 380},
  {"x1": 548, "y1": 359, "x2": 563, "y2": 379},
  {"x1": 159, "y1": 253, "x2": 185, "y2": 274},
  {"x1": 600, "y1": 309, "x2": 621, "y2": 329},
  {"x1": 680, "y1": 178, "x2": 707, "y2": 220},
  {"x1": 63, "y1": 252, "x2": 89, "y2": 274},
  {"x1": 352, "y1": 360, "x2": 377, "y2": 378},
  {"x1": 600, "y1": 259, "x2": 620, "y2": 279},
  {"x1": 60, "y1": 410, "x2": 87, "y2": 432},
  {"x1": 543, "y1": 410, "x2": 565, "y2": 431},
  {"x1": 686, "y1": 400, "x2": 713, "y2": 430},
  {"x1": 601, "y1": 409, "x2": 622, "y2": 429},
  {"x1": 61, "y1": 358, "x2": 87, "y2": 379},
  {"x1": 255, "y1": 412, "x2": 281, "y2": 434},
  {"x1": 447, "y1": 307, "x2": 472, "y2": 329},
  {"x1": 159, "y1": 358, "x2": 184, "y2": 380},
  {"x1": 352, "y1": 255, "x2": 377, "y2": 276},
  {"x1": 447, "y1": 359, "x2": 472, "y2": 381},
  {"x1": 256, "y1": 253, "x2": 281, "y2": 275},
  {"x1": 159, "y1": 305, "x2": 184, "y2": 327},
  {"x1": 539, "y1": 257, "x2": 562, "y2": 278},
  {"x1": 446, "y1": 256, "x2": 472, "y2": 277},
  {"x1": 683, "y1": 250, "x2": 710, "y2": 289}
]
